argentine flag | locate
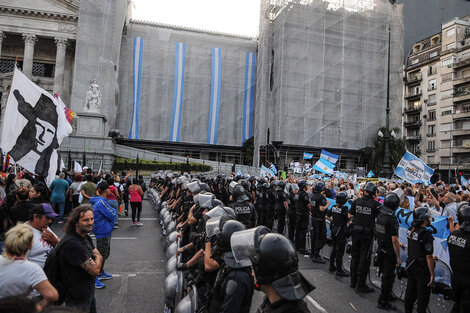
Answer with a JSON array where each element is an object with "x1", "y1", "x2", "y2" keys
[
  {"x1": 462, "y1": 176, "x2": 468, "y2": 186},
  {"x1": 366, "y1": 170, "x2": 374, "y2": 178},
  {"x1": 320, "y1": 149, "x2": 339, "y2": 164},
  {"x1": 394, "y1": 151, "x2": 434, "y2": 185},
  {"x1": 313, "y1": 157, "x2": 335, "y2": 175},
  {"x1": 303, "y1": 152, "x2": 313, "y2": 159}
]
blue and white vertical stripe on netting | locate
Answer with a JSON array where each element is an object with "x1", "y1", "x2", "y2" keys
[
  {"x1": 207, "y1": 48, "x2": 222, "y2": 145},
  {"x1": 320, "y1": 149, "x2": 339, "y2": 164},
  {"x1": 129, "y1": 36, "x2": 144, "y2": 140},
  {"x1": 170, "y1": 42, "x2": 186, "y2": 142},
  {"x1": 242, "y1": 52, "x2": 256, "y2": 144}
]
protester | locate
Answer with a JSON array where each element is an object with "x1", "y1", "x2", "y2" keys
[
  {"x1": 49, "y1": 172, "x2": 69, "y2": 223},
  {"x1": 129, "y1": 179, "x2": 144, "y2": 226},
  {"x1": 15, "y1": 172, "x2": 32, "y2": 189},
  {"x1": 29, "y1": 183, "x2": 50, "y2": 205},
  {"x1": 0, "y1": 224, "x2": 58, "y2": 310},
  {"x1": 68, "y1": 174, "x2": 83, "y2": 209},
  {"x1": 80, "y1": 175, "x2": 97, "y2": 205},
  {"x1": 9, "y1": 187, "x2": 36, "y2": 224}
]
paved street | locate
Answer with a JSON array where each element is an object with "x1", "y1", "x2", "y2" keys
[{"x1": 51, "y1": 199, "x2": 452, "y2": 313}]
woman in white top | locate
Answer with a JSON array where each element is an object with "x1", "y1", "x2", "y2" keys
[{"x1": 0, "y1": 224, "x2": 58, "y2": 309}]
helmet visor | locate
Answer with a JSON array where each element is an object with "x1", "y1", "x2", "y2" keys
[
  {"x1": 198, "y1": 193, "x2": 214, "y2": 209},
  {"x1": 205, "y1": 216, "x2": 223, "y2": 238},
  {"x1": 187, "y1": 181, "x2": 201, "y2": 194},
  {"x1": 230, "y1": 226, "x2": 271, "y2": 263}
]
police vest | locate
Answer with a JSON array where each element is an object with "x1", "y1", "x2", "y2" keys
[
  {"x1": 310, "y1": 193, "x2": 326, "y2": 219},
  {"x1": 230, "y1": 202, "x2": 254, "y2": 228},
  {"x1": 407, "y1": 227, "x2": 429, "y2": 260},
  {"x1": 375, "y1": 211, "x2": 394, "y2": 250},
  {"x1": 353, "y1": 197, "x2": 377, "y2": 230},
  {"x1": 295, "y1": 191, "x2": 309, "y2": 214},
  {"x1": 274, "y1": 190, "x2": 287, "y2": 210},
  {"x1": 330, "y1": 205, "x2": 348, "y2": 227},
  {"x1": 448, "y1": 229, "x2": 470, "y2": 277},
  {"x1": 256, "y1": 186, "x2": 268, "y2": 206}
]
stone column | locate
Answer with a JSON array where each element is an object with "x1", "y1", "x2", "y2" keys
[
  {"x1": 53, "y1": 37, "x2": 67, "y2": 94},
  {"x1": 22, "y1": 33, "x2": 37, "y2": 78},
  {"x1": 0, "y1": 31, "x2": 5, "y2": 59}
]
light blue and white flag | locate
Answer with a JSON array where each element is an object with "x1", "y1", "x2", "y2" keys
[
  {"x1": 461, "y1": 176, "x2": 468, "y2": 186},
  {"x1": 129, "y1": 36, "x2": 144, "y2": 140},
  {"x1": 236, "y1": 169, "x2": 243, "y2": 176},
  {"x1": 242, "y1": 52, "x2": 256, "y2": 144},
  {"x1": 170, "y1": 42, "x2": 186, "y2": 142},
  {"x1": 394, "y1": 151, "x2": 434, "y2": 185},
  {"x1": 260, "y1": 165, "x2": 275, "y2": 177},
  {"x1": 207, "y1": 47, "x2": 222, "y2": 145},
  {"x1": 313, "y1": 157, "x2": 335, "y2": 175},
  {"x1": 334, "y1": 171, "x2": 347, "y2": 179},
  {"x1": 320, "y1": 149, "x2": 339, "y2": 164},
  {"x1": 303, "y1": 152, "x2": 313, "y2": 159},
  {"x1": 366, "y1": 170, "x2": 374, "y2": 178}
]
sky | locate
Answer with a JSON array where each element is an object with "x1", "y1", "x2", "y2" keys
[{"x1": 131, "y1": 0, "x2": 262, "y2": 37}]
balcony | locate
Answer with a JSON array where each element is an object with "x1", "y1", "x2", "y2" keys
[
  {"x1": 426, "y1": 133, "x2": 436, "y2": 137},
  {"x1": 404, "y1": 74, "x2": 422, "y2": 86},
  {"x1": 453, "y1": 145, "x2": 470, "y2": 153},
  {"x1": 454, "y1": 57, "x2": 470, "y2": 70},
  {"x1": 453, "y1": 129, "x2": 470, "y2": 136},
  {"x1": 453, "y1": 90, "x2": 470, "y2": 103},
  {"x1": 453, "y1": 76, "x2": 470, "y2": 86},
  {"x1": 426, "y1": 148, "x2": 436, "y2": 153},
  {"x1": 406, "y1": 135, "x2": 421, "y2": 141},
  {"x1": 405, "y1": 92, "x2": 422, "y2": 100},
  {"x1": 404, "y1": 120, "x2": 422, "y2": 128},
  {"x1": 453, "y1": 108, "x2": 470, "y2": 119},
  {"x1": 403, "y1": 106, "x2": 422, "y2": 114}
]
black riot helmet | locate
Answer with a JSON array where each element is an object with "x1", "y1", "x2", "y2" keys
[
  {"x1": 217, "y1": 220, "x2": 246, "y2": 254},
  {"x1": 199, "y1": 182, "x2": 211, "y2": 192},
  {"x1": 298, "y1": 179, "x2": 307, "y2": 190},
  {"x1": 238, "y1": 179, "x2": 250, "y2": 192},
  {"x1": 277, "y1": 181, "x2": 286, "y2": 189},
  {"x1": 457, "y1": 202, "x2": 470, "y2": 231},
  {"x1": 258, "y1": 177, "x2": 267, "y2": 185},
  {"x1": 233, "y1": 185, "x2": 249, "y2": 202},
  {"x1": 336, "y1": 191, "x2": 348, "y2": 205},
  {"x1": 314, "y1": 182, "x2": 325, "y2": 193},
  {"x1": 384, "y1": 193, "x2": 400, "y2": 210},
  {"x1": 270, "y1": 181, "x2": 277, "y2": 189},
  {"x1": 412, "y1": 206, "x2": 431, "y2": 227},
  {"x1": 230, "y1": 227, "x2": 315, "y2": 300},
  {"x1": 363, "y1": 182, "x2": 377, "y2": 196}
]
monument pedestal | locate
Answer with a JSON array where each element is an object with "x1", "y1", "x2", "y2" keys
[{"x1": 76, "y1": 112, "x2": 108, "y2": 137}]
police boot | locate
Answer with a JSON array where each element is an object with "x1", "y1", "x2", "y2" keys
[
  {"x1": 335, "y1": 270, "x2": 349, "y2": 277},
  {"x1": 350, "y1": 275, "x2": 357, "y2": 289},
  {"x1": 312, "y1": 255, "x2": 326, "y2": 264},
  {"x1": 377, "y1": 301, "x2": 396, "y2": 311},
  {"x1": 355, "y1": 284, "x2": 375, "y2": 293},
  {"x1": 328, "y1": 262, "x2": 336, "y2": 272}
]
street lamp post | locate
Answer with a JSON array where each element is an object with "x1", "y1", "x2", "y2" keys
[{"x1": 381, "y1": 9, "x2": 393, "y2": 178}]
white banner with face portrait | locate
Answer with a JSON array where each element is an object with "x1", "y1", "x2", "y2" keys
[{"x1": 0, "y1": 67, "x2": 72, "y2": 184}]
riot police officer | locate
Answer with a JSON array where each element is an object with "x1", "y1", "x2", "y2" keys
[
  {"x1": 348, "y1": 182, "x2": 381, "y2": 292},
  {"x1": 326, "y1": 191, "x2": 349, "y2": 277},
  {"x1": 230, "y1": 227, "x2": 315, "y2": 313},
  {"x1": 229, "y1": 185, "x2": 256, "y2": 229},
  {"x1": 310, "y1": 182, "x2": 329, "y2": 263},
  {"x1": 295, "y1": 180, "x2": 311, "y2": 254},
  {"x1": 447, "y1": 203, "x2": 470, "y2": 313},
  {"x1": 287, "y1": 184, "x2": 299, "y2": 242},
  {"x1": 256, "y1": 178, "x2": 268, "y2": 226},
  {"x1": 274, "y1": 181, "x2": 289, "y2": 234},
  {"x1": 265, "y1": 181, "x2": 277, "y2": 230},
  {"x1": 404, "y1": 207, "x2": 435, "y2": 313},
  {"x1": 208, "y1": 220, "x2": 254, "y2": 313},
  {"x1": 375, "y1": 190, "x2": 402, "y2": 310}
]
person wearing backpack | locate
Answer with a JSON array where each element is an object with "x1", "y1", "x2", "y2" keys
[{"x1": 56, "y1": 206, "x2": 103, "y2": 312}]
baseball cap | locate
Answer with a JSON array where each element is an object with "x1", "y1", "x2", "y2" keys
[{"x1": 30, "y1": 203, "x2": 58, "y2": 218}]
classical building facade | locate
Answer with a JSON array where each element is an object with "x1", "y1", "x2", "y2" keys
[
  {"x1": 1, "y1": 0, "x2": 404, "y2": 173},
  {"x1": 404, "y1": 15, "x2": 470, "y2": 181}
]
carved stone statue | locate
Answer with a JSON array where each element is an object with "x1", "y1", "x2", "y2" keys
[{"x1": 84, "y1": 80, "x2": 102, "y2": 113}]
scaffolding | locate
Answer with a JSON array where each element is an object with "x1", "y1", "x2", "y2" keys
[{"x1": 254, "y1": 0, "x2": 404, "y2": 166}]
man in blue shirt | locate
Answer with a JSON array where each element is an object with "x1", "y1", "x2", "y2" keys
[{"x1": 49, "y1": 172, "x2": 69, "y2": 223}]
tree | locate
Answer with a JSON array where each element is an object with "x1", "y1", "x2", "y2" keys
[
  {"x1": 242, "y1": 136, "x2": 254, "y2": 166},
  {"x1": 360, "y1": 127, "x2": 407, "y2": 175}
]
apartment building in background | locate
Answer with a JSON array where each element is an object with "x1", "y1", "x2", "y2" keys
[{"x1": 404, "y1": 15, "x2": 470, "y2": 181}]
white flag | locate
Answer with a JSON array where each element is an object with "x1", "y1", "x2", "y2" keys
[
  {"x1": 98, "y1": 160, "x2": 102, "y2": 174},
  {"x1": 74, "y1": 161, "x2": 82, "y2": 173},
  {"x1": 60, "y1": 158, "x2": 66, "y2": 171},
  {"x1": 0, "y1": 67, "x2": 72, "y2": 184}
]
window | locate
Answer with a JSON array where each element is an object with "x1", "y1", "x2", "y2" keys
[
  {"x1": 427, "y1": 141, "x2": 435, "y2": 151},
  {"x1": 442, "y1": 72, "x2": 453, "y2": 82},
  {"x1": 442, "y1": 57, "x2": 456, "y2": 67},
  {"x1": 428, "y1": 125, "x2": 435, "y2": 134},
  {"x1": 447, "y1": 28, "x2": 456, "y2": 37},
  {"x1": 428, "y1": 111, "x2": 436, "y2": 121},
  {"x1": 430, "y1": 51, "x2": 438, "y2": 58},
  {"x1": 428, "y1": 94, "x2": 436, "y2": 105},
  {"x1": 447, "y1": 43, "x2": 456, "y2": 50},
  {"x1": 441, "y1": 109, "x2": 452, "y2": 115},
  {"x1": 412, "y1": 58, "x2": 419, "y2": 65},
  {"x1": 441, "y1": 123, "x2": 452, "y2": 131},
  {"x1": 413, "y1": 100, "x2": 420, "y2": 108},
  {"x1": 441, "y1": 89, "x2": 453, "y2": 99},
  {"x1": 428, "y1": 78, "x2": 436, "y2": 90}
]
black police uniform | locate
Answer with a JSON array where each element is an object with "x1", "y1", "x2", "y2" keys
[
  {"x1": 349, "y1": 195, "x2": 381, "y2": 289},
  {"x1": 265, "y1": 187, "x2": 276, "y2": 230},
  {"x1": 404, "y1": 226, "x2": 434, "y2": 313},
  {"x1": 287, "y1": 192, "x2": 297, "y2": 242},
  {"x1": 310, "y1": 192, "x2": 327, "y2": 258},
  {"x1": 295, "y1": 190, "x2": 310, "y2": 253},
  {"x1": 229, "y1": 201, "x2": 256, "y2": 229},
  {"x1": 208, "y1": 265, "x2": 254, "y2": 313},
  {"x1": 274, "y1": 188, "x2": 289, "y2": 234},
  {"x1": 255, "y1": 296, "x2": 310, "y2": 313},
  {"x1": 447, "y1": 229, "x2": 470, "y2": 313},
  {"x1": 327, "y1": 204, "x2": 349, "y2": 271},
  {"x1": 256, "y1": 184, "x2": 268, "y2": 227},
  {"x1": 375, "y1": 207, "x2": 399, "y2": 305}
]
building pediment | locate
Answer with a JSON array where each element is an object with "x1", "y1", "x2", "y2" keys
[{"x1": 0, "y1": 0, "x2": 79, "y2": 18}]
